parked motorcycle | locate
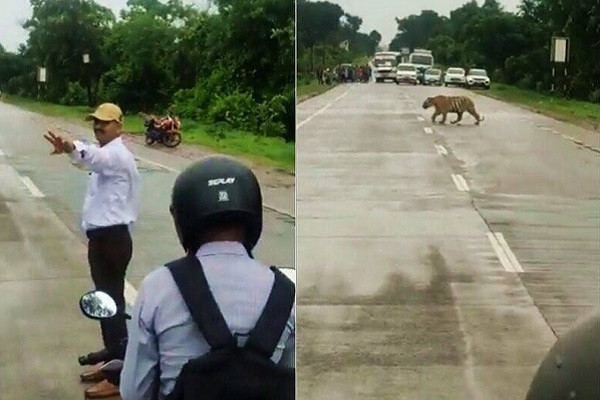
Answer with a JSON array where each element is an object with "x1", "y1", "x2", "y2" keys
[{"x1": 140, "y1": 113, "x2": 182, "y2": 148}]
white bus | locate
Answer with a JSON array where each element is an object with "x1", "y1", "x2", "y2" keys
[
  {"x1": 409, "y1": 49, "x2": 434, "y2": 71},
  {"x1": 372, "y1": 51, "x2": 400, "y2": 83}
]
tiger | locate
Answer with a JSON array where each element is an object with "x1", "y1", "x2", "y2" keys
[{"x1": 422, "y1": 95, "x2": 484, "y2": 125}]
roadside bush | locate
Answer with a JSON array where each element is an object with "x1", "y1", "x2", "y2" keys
[
  {"x1": 589, "y1": 89, "x2": 600, "y2": 104},
  {"x1": 60, "y1": 81, "x2": 87, "y2": 106},
  {"x1": 208, "y1": 91, "x2": 258, "y2": 131},
  {"x1": 517, "y1": 74, "x2": 534, "y2": 90},
  {"x1": 172, "y1": 65, "x2": 239, "y2": 120}
]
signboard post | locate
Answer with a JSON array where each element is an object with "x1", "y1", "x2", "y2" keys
[
  {"x1": 37, "y1": 67, "x2": 47, "y2": 99},
  {"x1": 83, "y1": 53, "x2": 92, "y2": 106},
  {"x1": 550, "y1": 36, "x2": 569, "y2": 93}
]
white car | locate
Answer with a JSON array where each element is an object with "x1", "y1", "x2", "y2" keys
[
  {"x1": 395, "y1": 63, "x2": 418, "y2": 85},
  {"x1": 444, "y1": 67, "x2": 466, "y2": 87},
  {"x1": 466, "y1": 68, "x2": 491, "y2": 89},
  {"x1": 423, "y1": 68, "x2": 442, "y2": 85}
]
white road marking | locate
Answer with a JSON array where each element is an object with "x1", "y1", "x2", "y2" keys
[
  {"x1": 487, "y1": 232, "x2": 516, "y2": 272},
  {"x1": 19, "y1": 176, "x2": 45, "y2": 198},
  {"x1": 297, "y1": 102, "x2": 332, "y2": 129},
  {"x1": 455, "y1": 174, "x2": 469, "y2": 191},
  {"x1": 134, "y1": 156, "x2": 180, "y2": 173},
  {"x1": 423, "y1": 127, "x2": 433, "y2": 134},
  {"x1": 297, "y1": 88, "x2": 351, "y2": 129},
  {"x1": 0, "y1": 148, "x2": 5, "y2": 157},
  {"x1": 494, "y1": 233, "x2": 525, "y2": 273},
  {"x1": 417, "y1": 116, "x2": 425, "y2": 122},
  {"x1": 451, "y1": 174, "x2": 469, "y2": 191},
  {"x1": 435, "y1": 144, "x2": 448, "y2": 156}
]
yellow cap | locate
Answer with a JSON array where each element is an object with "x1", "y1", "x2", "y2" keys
[{"x1": 86, "y1": 103, "x2": 123, "y2": 123}]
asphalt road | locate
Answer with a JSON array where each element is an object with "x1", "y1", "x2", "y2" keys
[
  {"x1": 296, "y1": 82, "x2": 599, "y2": 399},
  {"x1": 0, "y1": 102, "x2": 294, "y2": 399}
]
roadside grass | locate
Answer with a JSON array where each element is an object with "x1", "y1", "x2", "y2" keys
[
  {"x1": 478, "y1": 83, "x2": 600, "y2": 130},
  {"x1": 297, "y1": 79, "x2": 338, "y2": 102},
  {"x1": 0, "y1": 94, "x2": 294, "y2": 173}
]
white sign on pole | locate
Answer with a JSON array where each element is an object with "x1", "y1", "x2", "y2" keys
[
  {"x1": 38, "y1": 67, "x2": 47, "y2": 83},
  {"x1": 83, "y1": 54, "x2": 90, "y2": 64},
  {"x1": 551, "y1": 37, "x2": 569, "y2": 63}
]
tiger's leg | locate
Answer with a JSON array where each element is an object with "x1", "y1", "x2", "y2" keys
[
  {"x1": 431, "y1": 110, "x2": 440, "y2": 123},
  {"x1": 440, "y1": 111, "x2": 447, "y2": 124},
  {"x1": 468, "y1": 108, "x2": 482, "y2": 125},
  {"x1": 451, "y1": 111, "x2": 463, "y2": 124}
]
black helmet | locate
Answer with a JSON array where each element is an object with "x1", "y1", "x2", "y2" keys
[
  {"x1": 524, "y1": 312, "x2": 600, "y2": 400},
  {"x1": 171, "y1": 156, "x2": 262, "y2": 253}
]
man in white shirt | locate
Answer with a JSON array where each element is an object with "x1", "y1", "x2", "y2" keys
[{"x1": 44, "y1": 103, "x2": 139, "y2": 398}]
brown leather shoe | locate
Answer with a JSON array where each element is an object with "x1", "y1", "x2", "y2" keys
[
  {"x1": 84, "y1": 379, "x2": 120, "y2": 399},
  {"x1": 80, "y1": 363, "x2": 104, "y2": 382}
]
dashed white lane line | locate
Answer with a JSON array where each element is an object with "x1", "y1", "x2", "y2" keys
[
  {"x1": 19, "y1": 176, "x2": 45, "y2": 198},
  {"x1": 487, "y1": 232, "x2": 516, "y2": 272},
  {"x1": 487, "y1": 232, "x2": 524, "y2": 273},
  {"x1": 424, "y1": 127, "x2": 433, "y2": 134},
  {"x1": 451, "y1": 174, "x2": 470, "y2": 192},
  {"x1": 493, "y1": 232, "x2": 525, "y2": 273},
  {"x1": 297, "y1": 88, "x2": 351, "y2": 129},
  {"x1": 435, "y1": 144, "x2": 448, "y2": 156},
  {"x1": 417, "y1": 116, "x2": 425, "y2": 122}
]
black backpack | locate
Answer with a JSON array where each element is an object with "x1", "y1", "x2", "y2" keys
[{"x1": 164, "y1": 255, "x2": 295, "y2": 400}]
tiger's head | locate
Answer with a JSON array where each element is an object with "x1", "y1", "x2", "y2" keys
[{"x1": 422, "y1": 97, "x2": 434, "y2": 109}]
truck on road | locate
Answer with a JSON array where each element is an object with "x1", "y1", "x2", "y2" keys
[{"x1": 409, "y1": 49, "x2": 434, "y2": 84}]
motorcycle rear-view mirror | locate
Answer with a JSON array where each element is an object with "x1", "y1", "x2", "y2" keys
[{"x1": 79, "y1": 290, "x2": 118, "y2": 320}]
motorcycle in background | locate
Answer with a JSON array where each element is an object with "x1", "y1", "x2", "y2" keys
[{"x1": 139, "y1": 112, "x2": 182, "y2": 148}]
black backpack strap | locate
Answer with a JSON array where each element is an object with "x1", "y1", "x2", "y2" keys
[
  {"x1": 166, "y1": 255, "x2": 236, "y2": 350},
  {"x1": 245, "y1": 267, "x2": 295, "y2": 357}
]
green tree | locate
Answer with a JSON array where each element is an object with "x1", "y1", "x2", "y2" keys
[
  {"x1": 98, "y1": 11, "x2": 177, "y2": 111},
  {"x1": 22, "y1": 0, "x2": 114, "y2": 102}
]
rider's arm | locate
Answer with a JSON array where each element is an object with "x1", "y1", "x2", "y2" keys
[
  {"x1": 69, "y1": 140, "x2": 115, "y2": 174},
  {"x1": 120, "y1": 284, "x2": 160, "y2": 400},
  {"x1": 278, "y1": 303, "x2": 295, "y2": 368},
  {"x1": 278, "y1": 329, "x2": 295, "y2": 367}
]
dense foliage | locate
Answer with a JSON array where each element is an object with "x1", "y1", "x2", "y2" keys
[
  {"x1": 0, "y1": 0, "x2": 295, "y2": 140},
  {"x1": 297, "y1": 0, "x2": 381, "y2": 76},
  {"x1": 389, "y1": 0, "x2": 599, "y2": 102}
]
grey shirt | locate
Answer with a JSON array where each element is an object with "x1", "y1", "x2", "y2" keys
[{"x1": 120, "y1": 241, "x2": 295, "y2": 400}]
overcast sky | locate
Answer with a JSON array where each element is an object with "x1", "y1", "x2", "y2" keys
[
  {"x1": 324, "y1": 0, "x2": 522, "y2": 48},
  {"x1": 0, "y1": 0, "x2": 210, "y2": 52}
]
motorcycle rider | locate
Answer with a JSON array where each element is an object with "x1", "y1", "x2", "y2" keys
[
  {"x1": 120, "y1": 155, "x2": 295, "y2": 400},
  {"x1": 524, "y1": 311, "x2": 599, "y2": 400}
]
